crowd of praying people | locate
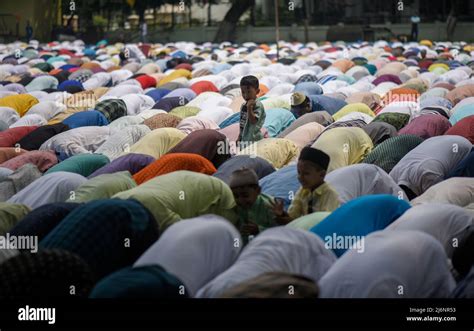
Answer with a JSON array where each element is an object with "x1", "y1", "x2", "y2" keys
[{"x1": 0, "y1": 38, "x2": 473, "y2": 299}]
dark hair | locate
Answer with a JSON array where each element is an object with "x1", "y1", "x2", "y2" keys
[
  {"x1": 240, "y1": 75, "x2": 259, "y2": 89},
  {"x1": 232, "y1": 184, "x2": 260, "y2": 190}
]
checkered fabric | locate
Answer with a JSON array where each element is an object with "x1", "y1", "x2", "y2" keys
[
  {"x1": 0, "y1": 249, "x2": 95, "y2": 298},
  {"x1": 40, "y1": 199, "x2": 159, "y2": 278},
  {"x1": 95, "y1": 99, "x2": 127, "y2": 122}
]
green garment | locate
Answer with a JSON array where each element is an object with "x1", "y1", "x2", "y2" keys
[
  {"x1": 0, "y1": 203, "x2": 31, "y2": 236},
  {"x1": 113, "y1": 170, "x2": 237, "y2": 230},
  {"x1": 67, "y1": 171, "x2": 137, "y2": 203},
  {"x1": 286, "y1": 212, "x2": 331, "y2": 231},
  {"x1": 235, "y1": 193, "x2": 277, "y2": 233},
  {"x1": 45, "y1": 153, "x2": 110, "y2": 177},
  {"x1": 337, "y1": 75, "x2": 356, "y2": 85},
  {"x1": 402, "y1": 81, "x2": 428, "y2": 94},
  {"x1": 238, "y1": 100, "x2": 266, "y2": 144},
  {"x1": 169, "y1": 106, "x2": 201, "y2": 119},
  {"x1": 372, "y1": 113, "x2": 410, "y2": 131},
  {"x1": 362, "y1": 134, "x2": 425, "y2": 173},
  {"x1": 33, "y1": 62, "x2": 54, "y2": 72},
  {"x1": 364, "y1": 64, "x2": 377, "y2": 75}
]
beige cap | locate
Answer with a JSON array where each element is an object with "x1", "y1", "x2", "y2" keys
[{"x1": 290, "y1": 92, "x2": 307, "y2": 106}]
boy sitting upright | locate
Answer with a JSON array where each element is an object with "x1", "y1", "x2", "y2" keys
[
  {"x1": 271, "y1": 146, "x2": 340, "y2": 224},
  {"x1": 229, "y1": 168, "x2": 277, "y2": 239}
]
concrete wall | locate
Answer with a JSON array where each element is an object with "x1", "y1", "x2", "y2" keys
[{"x1": 107, "y1": 22, "x2": 474, "y2": 44}]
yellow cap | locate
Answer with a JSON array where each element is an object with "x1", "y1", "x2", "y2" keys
[
  {"x1": 291, "y1": 92, "x2": 307, "y2": 106},
  {"x1": 420, "y1": 40, "x2": 433, "y2": 47}
]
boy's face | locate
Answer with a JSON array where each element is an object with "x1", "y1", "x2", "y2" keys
[
  {"x1": 297, "y1": 160, "x2": 325, "y2": 190},
  {"x1": 232, "y1": 185, "x2": 261, "y2": 209},
  {"x1": 241, "y1": 85, "x2": 259, "y2": 101}
]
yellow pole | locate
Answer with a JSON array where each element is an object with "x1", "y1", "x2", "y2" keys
[{"x1": 57, "y1": 0, "x2": 62, "y2": 26}]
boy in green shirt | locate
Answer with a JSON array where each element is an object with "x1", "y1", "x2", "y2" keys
[
  {"x1": 238, "y1": 75, "x2": 266, "y2": 149},
  {"x1": 229, "y1": 168, "x2": 277, "y2": 239},
  {"x1": 271, "y1": 147, "x2": 340, "y2": 224}
]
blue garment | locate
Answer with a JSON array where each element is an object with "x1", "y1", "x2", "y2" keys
[
  {"x1": 447, "y1": 149, "x2": 474, "y2": 178},
  {"x1": 96, "y1": 40, "x2": 108, "y2": 47},
  {"x1": 310, "y1": 194, "x2": 411, "y2": 257},
  {"x1": 259, "y1": 164, "x2": 299, "y2": 210},
  {"x1": 153, "y1": 96, "x2": 187, "y2": 112},
  {"x1": 58, "y1": 79, "x2": 84, "y2": 92},
  {"x1": 317, "y1": 75, "x2": 338, "y2": 85},
  {"x1": 219, "y1": 112, "x2": 240, "y2": 129},
  {"x1": 89, "y1": 265, "x2": 185, "y2": 298},
  {"x1": 263, "y1": 108, "x2": 296, "y2": 137},
  {"x1": 0, "y1": 120, "x2": 8, "y2": 131},
  {"x1": 62, "y1": 111, "x2": 109, "y2": 129},
  {"x1": 211, "y1": 63, "x2": 232, "y2": 75},
  {"x1": 145, "y1": 88, "x2": 171, "y2": 102},
  {"x1": 309, "y1": 95, "x2": 347, "y2": 115},
  {"x1": 58, "y1": 151, "x2": 70, "y2": 162},
  {"x1": 213, "y1": 155, "x2": 275, "y2": 184},
  {"x1": 450, "y1": 104, "x2": 474, "y2": 125},
  {"x1": 448, "y1": 60, "x2": 465, "y2": 69},
  {"x1": 59, "y1": 64, "x2": 78, "y2": 71},
  {"x1": 84, "y1": 48, "x2": 96, "y2": 57},
  {"x1": 163, "y1": 88, "x2": 197, "y2": 101},
  {"x1": 170, "y1": 50, "x2": 187, "y2": 59},
  {"x1": 294, "y1": 82, "x2": 323, "y2": 96},
  {"x1": 451, "y1": 266, "x2": 474, "y2": 298}
]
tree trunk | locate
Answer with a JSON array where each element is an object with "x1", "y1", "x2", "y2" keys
[
  {"x1": 303, "y1": 0, "x2": 309, "y2": 43},
  {"x1": 250, "y1": 3, "x2": 255, "y2": 26},
  {"x1": 207, "y1": 2, "x2": 212, "y2": 26},
  {"x1": 213, "y1": 0, "x2": 255, "y2": 42},
  {"x1": 79, "y1": 0, "x2": 95, "y2": 43},
  {"x1": 106, "y1": 0, "x2": 111, "y2": 32},
  {"x1": 447, "y1": 0, "x2": 459, "y2": 40}
]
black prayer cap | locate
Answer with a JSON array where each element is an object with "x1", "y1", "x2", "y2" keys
[{"x1": 298, "y1": 147, "x2": 330, "y2": 170}]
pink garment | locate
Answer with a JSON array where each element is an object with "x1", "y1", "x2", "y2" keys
[
  {"x1": 0, "y1": 150, "x2": 58, "y2": 172},
  {"x1": 218, "y1": 123, "x2": 269, "y2": 143},
  {"x1": 284, "y1": 122, "x2": 325, "y2": 149},
  {"x1": 176, "y1": 116, "x2": 219, "y2": 135},
  {"x1": 398, "y1": 114, "x2": 452, "y2": 139}
]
